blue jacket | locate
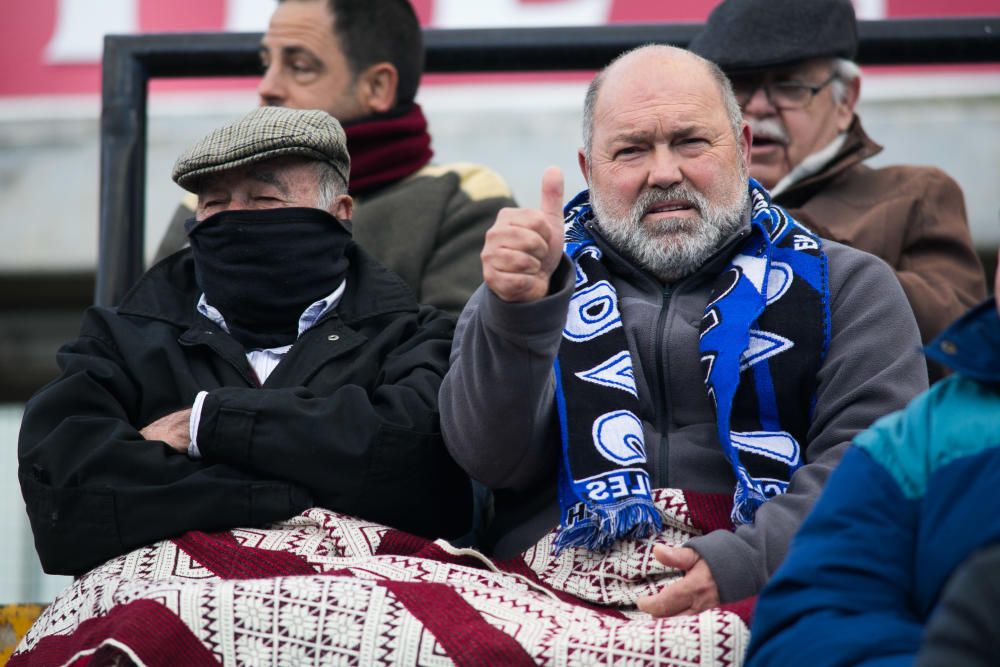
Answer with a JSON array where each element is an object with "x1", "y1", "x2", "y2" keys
[{"x1": 746, "y1": 299, "x2": 1000, "y2": 666}]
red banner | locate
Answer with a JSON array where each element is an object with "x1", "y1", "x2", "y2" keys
[{"x1": 1, "y1": 0, "x2": 996, "y2": 97}]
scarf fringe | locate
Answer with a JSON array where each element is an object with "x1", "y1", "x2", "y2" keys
[
  {"x1": 553, "y1": 499, "x2": 663, "y2": 555},
  {"x1": 730, "y1": 485, "x2": 767, "y2": 526}
]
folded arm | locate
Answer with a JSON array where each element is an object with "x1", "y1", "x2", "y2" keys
[
  {"x1": 18, "y1": 331, "x2": 309, "y2": 575},
  {"x1": 194, "y1": 309, "x2": 471, "y2": 538}
]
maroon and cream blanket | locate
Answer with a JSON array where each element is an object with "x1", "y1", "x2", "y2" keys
[{"x1": 12, "y1": 489, "x2": 753, "y2": 666}]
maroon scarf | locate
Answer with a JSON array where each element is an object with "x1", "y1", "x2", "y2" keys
[{"x1": 343, "y1": 103, "x2": 434, "y2": 196}]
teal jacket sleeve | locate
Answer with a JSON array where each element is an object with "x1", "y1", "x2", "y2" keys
[{"x1": 745, "y1": 445, "x2": 923, "y2": 666}]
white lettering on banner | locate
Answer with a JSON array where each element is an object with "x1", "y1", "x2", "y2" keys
[
  {"x1": 45, "y1": 0, "x2": 138, "y2": 63},
  {"x1": 433, "y1": 0, "x2": 612, "y2": 28},
  {"x1": 224, "y1": 0, "x2": 274, "y2": 32},
  {"x1": 43, "y1": 0, "x2": 271, "y2": 64},
  {"x1": 30, "y1": 0, "x2": 911, "y2": 67},
  {"x1": 853, "y1": 0, "x2": 887, "y2": 20}
]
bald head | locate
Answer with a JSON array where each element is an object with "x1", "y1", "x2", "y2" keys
[
  {"x1": 577, "y1": 44, "x2": 752, "y2": 284},
  {"x1": 582, "y1": 45, "x2": 744, "y2": 162}
]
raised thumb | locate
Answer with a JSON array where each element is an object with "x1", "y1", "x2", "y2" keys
[{"x1": 540, "y1": 166, "x2": 564, "y2": 221}]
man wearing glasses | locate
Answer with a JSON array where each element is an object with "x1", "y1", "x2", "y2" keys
[{"x1": 690, "y1": 0, "x2": 985, "y2": 380}]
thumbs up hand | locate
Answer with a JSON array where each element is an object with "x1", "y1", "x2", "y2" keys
[{"x1": 481, "y1": 167, "x2": 566, "y2": 303}]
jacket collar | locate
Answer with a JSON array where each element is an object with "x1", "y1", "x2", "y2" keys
[
  {"x1": 925, "y1": 299, "x2": 1000, "y2": 384},
  {"x1": 117, "y1": 241, "x2": 419, "y2": 330},
  {"x1": 774, "y1": 115, "x2": 883, "y2": 205}
]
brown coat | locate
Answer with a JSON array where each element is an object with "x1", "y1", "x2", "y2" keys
[{"x1": 775, "y1": 118, "x2": 986, "y2": 372}]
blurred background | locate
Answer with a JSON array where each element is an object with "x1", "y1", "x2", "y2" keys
[{"x1": 1, "y1": 0, "x2": 998, "y2": 604}]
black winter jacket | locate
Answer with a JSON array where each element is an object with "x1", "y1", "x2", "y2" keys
[{"x1": 18, "y1": 245, "x2": 471, "y2": 575}]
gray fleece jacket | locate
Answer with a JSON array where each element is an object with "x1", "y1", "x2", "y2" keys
[{"x1": 439, "y1": 219, "x2": 928, "y2": 603}]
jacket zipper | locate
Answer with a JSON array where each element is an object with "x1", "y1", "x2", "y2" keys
[{"x1": 653, "y1": 284, "x2": 672, "y2": 487}]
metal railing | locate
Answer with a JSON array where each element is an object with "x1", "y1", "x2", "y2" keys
[{"x1": 98, "y1": 17, "x2": 1000, "y2": 306}]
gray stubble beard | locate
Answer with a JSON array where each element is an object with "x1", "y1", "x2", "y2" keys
[{"x1": 591, "y1": 175, "x2": 749, "y2": 284}]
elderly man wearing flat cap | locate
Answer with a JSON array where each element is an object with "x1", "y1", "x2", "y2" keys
[
  {"x1": 690, "y1": 0, "x2": 986, "y2": 380},
  {"x1": 18, "y1": 107, "x2": 472, "y2": 576}
]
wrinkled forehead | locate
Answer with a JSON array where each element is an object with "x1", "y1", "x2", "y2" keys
[
  {"x1": 601, "y1": 50, "x2": 724, "y2": 107},
  {"x1": 594, "y1": 67, "x2": 729, "y2": 136}
]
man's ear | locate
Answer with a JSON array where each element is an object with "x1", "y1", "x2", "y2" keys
[
  {"x1": 835, "y1": 76, "x2": 861, "y2": 132},
  {"x1": 333, "y1": 194, "x2": 353, "y2": 221},
  {"x1": 738, "y1": 120, "x2": 752, "y2": 174},
  {"x1": 356, "y1": 62, "x2": 398, "y2": 114},
  {"x1": 577, "y1": 149, "x2": 591, "y2": 186}
]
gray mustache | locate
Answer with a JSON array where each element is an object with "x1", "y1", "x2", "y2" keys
[
  {"x1": 748, "y1": 117, "x2": 789, "y2": 144},
  {"x1": 636, "y1": 186, "x2": 705, "y2": 216}
]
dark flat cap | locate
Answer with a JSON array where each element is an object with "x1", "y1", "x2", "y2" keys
[
  {"x1": 172, "y1": 106, "x2": 350, "y2": 191},
  {"x1": 689, "y1": 0, "x2": 858, "y2": 72}
]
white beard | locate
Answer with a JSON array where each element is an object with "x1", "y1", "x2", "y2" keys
[{"x1": 591, "y1": 177, "x2": 749, "y2": 284}]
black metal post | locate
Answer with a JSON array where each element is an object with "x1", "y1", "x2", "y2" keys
[
  {"x1": 96, "y1": 36, "x2": 147, "y2": 308},
  {"x1": 95, "y1": 33, "x2": 261, "y2": 307}
]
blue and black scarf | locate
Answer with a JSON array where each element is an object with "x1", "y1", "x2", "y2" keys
[{"x1": 553, "y1": 179, "x2": 830, "y2": 552}]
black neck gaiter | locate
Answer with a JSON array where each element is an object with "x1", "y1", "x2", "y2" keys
[{"x1": 186, "y1": 207, "x2": 351, "y2": 350}]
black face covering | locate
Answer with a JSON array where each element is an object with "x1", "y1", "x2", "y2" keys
[{"x1": 186, "y1": 207, "x2": 351, "y2": 350}]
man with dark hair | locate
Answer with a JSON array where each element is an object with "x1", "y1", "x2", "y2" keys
[
  {"x1": 156, "y1": 0, "x2": 515, "y2": 315},
  {"x1": 19, "y1": 107, "x2": 472, "y2": 576},
  {"x1": 307, "y1": 0, "x2": 424, "y2": 108},
  {"x1": 689, "y1": 0, "x2": 986, "y2": 380},
  {"x1": 441, "y1": 44, "x2": 927, "y2": 617}
]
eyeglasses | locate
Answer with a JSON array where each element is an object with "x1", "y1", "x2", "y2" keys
[{"x1": 732, "y1": 72, "x2": 840, "y2": 110}]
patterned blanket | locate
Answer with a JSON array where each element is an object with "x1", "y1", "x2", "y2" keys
[{"x1": 12, "y1": 489, "x2": 752, "y2": 666}]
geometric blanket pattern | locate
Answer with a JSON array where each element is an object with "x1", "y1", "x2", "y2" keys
[{"x1": 12, "y1": 489, "x2": 752, "y2": 666}]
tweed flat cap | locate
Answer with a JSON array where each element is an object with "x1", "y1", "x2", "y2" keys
[
  {"x1": 688, "y1": 0, "x2": 858, "y2": 72},
  {"x1": 172, "y1": 106, "x2": 350, "y2": 191}
]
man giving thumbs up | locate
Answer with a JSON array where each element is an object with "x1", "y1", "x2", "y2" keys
[
  {"x1": 481, "y1": 166, "x2": 566, "y2": 303},
  {"x1": 439, "y1": 45, "x2": 926, "y2": 617}
]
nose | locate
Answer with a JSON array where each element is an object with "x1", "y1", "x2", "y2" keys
[
  {"x1": 257, "y1": 61, "x2": 285, "y2": 107},
  {"x1": 742, "y1": 85, "x2": 776, "y2": 116},
  {"x1": 646, "y1": 145, "x2": 683, "y2": 190}
]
